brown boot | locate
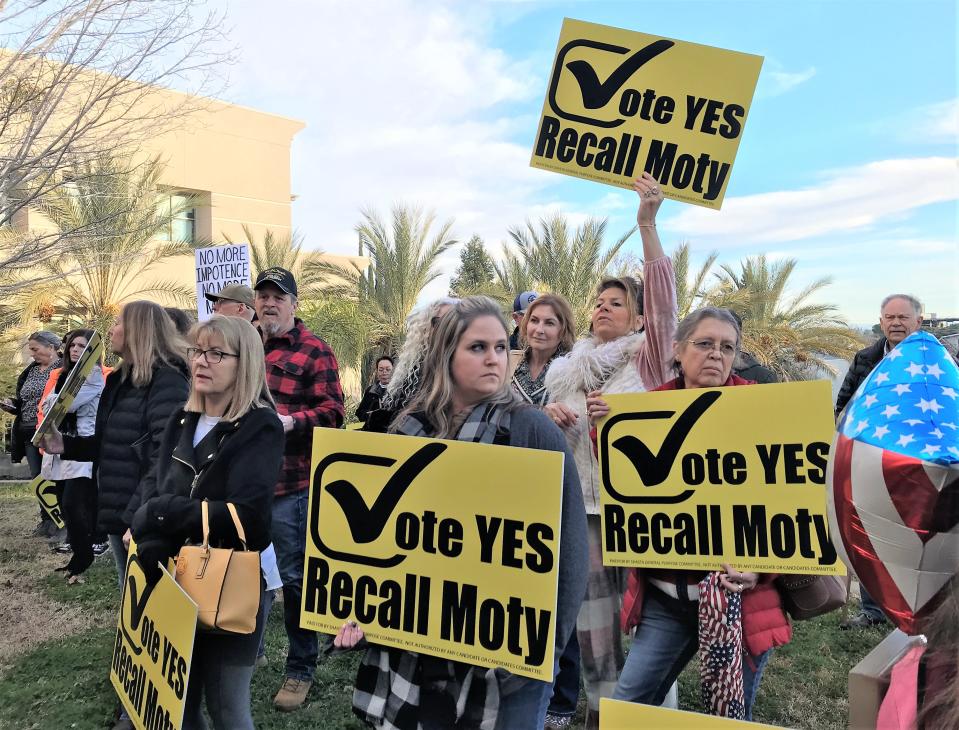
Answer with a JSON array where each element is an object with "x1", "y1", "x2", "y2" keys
[{"x1": 273, "y1": 677, "x2": 312, "y2": 711}]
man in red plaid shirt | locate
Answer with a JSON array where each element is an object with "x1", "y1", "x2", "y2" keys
[{"x1": 254, "y1": 266, "x2": 344, "y2": 712}]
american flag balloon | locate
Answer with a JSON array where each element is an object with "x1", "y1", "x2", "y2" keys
[{"x1": 827, "y1": 330, "x2": 959, "y2": 635}]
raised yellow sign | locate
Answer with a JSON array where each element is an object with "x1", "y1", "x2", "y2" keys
[
  {"x1": 530, "y1": 18, "x2": 763, "y2": 209},
  {"x1": 32, "y1": 475, "x2": 65, "y2": 528},
  {"x1": 600, "y1": 698, "x2": 784, "y2": 728},
  {"x1": 111, "y1": 547, "x2": 197, "y2": 730},
  {"x1": 598, "y1": 381, "x2": 844, "y2": 574},
  {"x1": 300, "y1": 429, "x2": 564, "y2": 681}
]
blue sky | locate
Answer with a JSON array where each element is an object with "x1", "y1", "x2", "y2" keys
[{"x1": 216, "y1": 0, "x2": 957, "y2": 325}]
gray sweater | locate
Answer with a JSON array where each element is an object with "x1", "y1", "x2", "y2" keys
[{"x1": 505, "y1": 406, "x2": 588, "y2": 659}]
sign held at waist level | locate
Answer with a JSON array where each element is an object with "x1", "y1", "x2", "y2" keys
[
  {"x1": 598, "y1": 381, "x2": 845, "y2": 574},
  {"x1": 300, "y1": 429, "x2": 563, "y2": 681}
]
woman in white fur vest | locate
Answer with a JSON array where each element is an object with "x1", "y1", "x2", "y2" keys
[{"x1": 544, "y1": 172, "x2": 677, "y2": 728}]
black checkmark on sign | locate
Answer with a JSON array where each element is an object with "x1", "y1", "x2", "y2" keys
[
  {"x1": 324, "y1": 442, "x2": 447, "y2": 545},
  {"x1": 119, "y1": 555, "x2": 156, "y2": 654},
  {"x1": 566, "y1": 39, "x2": 674, "y2": 110},
  {"x1": 612, "y1": 390, "x2": 721, "y2": 487}
]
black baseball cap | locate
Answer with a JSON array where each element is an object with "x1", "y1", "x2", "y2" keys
[{"x1": 254, "y1": 267, "x2": 298, "y2": 297}]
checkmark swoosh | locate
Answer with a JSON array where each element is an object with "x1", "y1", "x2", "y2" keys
[
  {"x1": 612, "y1": 390, "x2": 720, "y2": 486},
  {"x1": 325, "y1": 442, "x2": 447, "y2": 544},
  {"x1": 565, "y1": 39, "x2": 674, "y2": 110},
  {"x1": 119, "y1": 556, "x2": 155, "y2": 654}
]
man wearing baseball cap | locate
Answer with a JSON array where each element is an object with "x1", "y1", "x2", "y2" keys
[
  {"x1": 204, "y1": 283, "x2": 255, "y2": 322},
  {"x1": 510, "y1": 290, "x2": 539, "y2": 349},
  {"x1": 253, "y1": 266, "x2": 345, "y2": 711}
]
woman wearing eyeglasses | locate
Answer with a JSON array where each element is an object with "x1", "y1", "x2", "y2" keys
[
  {"x1": 591, "y1": 307, "x2": 792, "y2": 721},
  {"x1": 131, "y1": 315, "x2": 283, "y2": 730}
]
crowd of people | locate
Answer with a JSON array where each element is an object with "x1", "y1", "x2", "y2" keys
[{"x1": 4, "y1": 171, "x2": 951, "y2": 729}]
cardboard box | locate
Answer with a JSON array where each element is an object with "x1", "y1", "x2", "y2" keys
[{"x1": 848, "y1": 629, "x2": 926, "y2": 729}]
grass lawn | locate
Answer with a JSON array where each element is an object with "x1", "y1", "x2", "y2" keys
[{"x1": 0, "y1": 482, "x2": 886, "y2": 729}]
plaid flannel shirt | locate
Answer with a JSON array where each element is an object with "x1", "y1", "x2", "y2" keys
[{"x1": 262, "y1": 319, "x2": 344, "y2": 496}]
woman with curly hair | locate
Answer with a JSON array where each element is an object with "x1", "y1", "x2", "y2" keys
[{"x1": 363, "y1": 297, "x2": 459, "y2": 432}]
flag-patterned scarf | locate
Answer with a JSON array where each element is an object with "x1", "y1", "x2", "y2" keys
[{"x1": 698, "y1": 572, "x2": 746, "y2": 719}]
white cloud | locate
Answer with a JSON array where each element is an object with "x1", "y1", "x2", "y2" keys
[
  {"x1": 661, "y1": 157, "x2": 958, "y2": 245},
  {"x1": 911, "y1": 99, "x2": 958, "y2": 143},
  {"x1": 757, "y1": 64, "x2": 816, "y2": 98}
]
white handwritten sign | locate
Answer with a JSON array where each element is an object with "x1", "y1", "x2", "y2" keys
[{"x1": 194, "y1": 244, "x2": 251, "y2": 321}]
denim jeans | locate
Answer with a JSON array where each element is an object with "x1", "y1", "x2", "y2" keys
[
  {"x1": 547, "y1": 629, "x2": 581, "y2": 717},
  {"x1": 182, "y1": 588, "x2": 270, "y2": 729},
  {"x1": 858, "y1": 584, "x2": 888, "y2": 623},
  {"x1": 272, "y1": 490, "x2": 318, "y2": 680},
  {"x1": 496, "y1": 663, "x2": 555, "y2": 729},
  {"x1": 613, "y1": 586, "x2": 771, "y2": 718},
  {"x1": 108, "y1": 533, "x2": 129, "y2": 591}
]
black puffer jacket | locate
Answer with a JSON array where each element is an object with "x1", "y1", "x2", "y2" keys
[
  {"x1": 63, "y1": 362, "x2": 189, "y2": 535},
  {"x1": 131, "y1": 407, "x2": 284, "y2": 557},
  {"x1": 835, "y1": 337, "x2": 886, "y2": 418}
]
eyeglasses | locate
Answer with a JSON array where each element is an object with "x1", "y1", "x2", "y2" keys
[
  {"x1": 187, "y1": 347, "x2": 239, "y2": 364},
  {"x1": 688, "y1": 339, "x2": 737, "y2": 357}
]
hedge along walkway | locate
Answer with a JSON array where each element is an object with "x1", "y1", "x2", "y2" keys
[{"x1": 0, "y1": 481, "x2": 888, "y2": 729}]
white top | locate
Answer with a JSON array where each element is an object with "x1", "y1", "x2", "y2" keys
[
  {"x1": 193, "y1": 414, "x2": 221, "y2": 446},
  {"x1": 260, "y1": 544, "x2": 283, "y2": 590}
]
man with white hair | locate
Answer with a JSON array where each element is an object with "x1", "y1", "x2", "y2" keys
[{"x1": 836, "y1": 293, "x2": 923, "y2": 629}]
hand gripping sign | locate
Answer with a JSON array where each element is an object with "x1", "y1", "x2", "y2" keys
[
  {"x1": 597, "y1": 381, "x2": 844, "y2": 575},
  {"x1": 301, "y1": 429, "x2": 564, "y2": 681},
  {"x1": 31, "y1": 331, "x2": 103, "y2": 447},
  {"x1": 530, "y1": 18, "x2": 763, "y2": 209},
  {"x1": 111, "y1": 545, "x2": 197, "y2": 730}
]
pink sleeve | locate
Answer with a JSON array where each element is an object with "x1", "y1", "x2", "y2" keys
[{"x1": 637, "y1": 255, "x2": 678, "y2": 390}]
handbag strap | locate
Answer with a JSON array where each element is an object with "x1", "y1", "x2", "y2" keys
[
  {"x1": 200, "y1": 500, "x2": 211, "y2": 548},
  {"x1": 199, "y1": 501, "x2": 249, "y2": 551},
  {"x1": 226, "y1": 503, "x2": 248, "y2": 550}
]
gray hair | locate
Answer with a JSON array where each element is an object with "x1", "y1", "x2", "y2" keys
[
  {"x1": 29, "y1": 331, "x2": 62, "y2": 350},
  {"x1": 675, "y1": 307, "x2": 742, "y2": 348},
  {"x1": 880, "y1": 294, "x2": 922, "y2": 316}
]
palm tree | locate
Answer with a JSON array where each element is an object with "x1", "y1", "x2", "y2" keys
[
  {"x1": 4, "y1": 155, "x2": 198, "y2": 335},
  {"x1": 709, "y1": 256, "x2": 862, "y2": 381},
  {"x1": 308, "y1": 204, "x2": 457, "y2": 372},
  {"x1": 671, "y1": 242, "x2": 720, "y2": 318},
  {"x1": 224, "y1": 224, "x2": 327, "y2": 297},
  {"x1": 497, "y1": 213, "x2": 636, "y2": 333}
]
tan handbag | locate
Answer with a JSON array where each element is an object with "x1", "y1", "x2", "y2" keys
[
  {"x1": 776, "y1": 573, "x2": 848, "y2": 621},
  {"x1": 174, "y1": 501, "x2": 261, "y2": 634}
]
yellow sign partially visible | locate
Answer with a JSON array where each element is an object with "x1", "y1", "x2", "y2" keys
[
  {"x1": 111, "y1": 546, "x2": 197, "y2": 730},
  {"x1": 530, "y1": 18, "x2": 763, "y2": 209},
  {"x1": 598, "y1": 382, "x2": 845, "y2": 574},
  {"x1": 32, "y1": 331, "x2": 103, "y2": 446},
  {"x1": 32, "y1": 475, "x2": 65, "y2": 528},
  {"x1": 600, "y1": 698, "x2": 784, "y2": 729},
  {"x1": 301, "y1": 429, "x2": 564, "y2": 681}
]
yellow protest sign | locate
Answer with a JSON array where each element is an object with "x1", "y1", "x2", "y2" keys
[
  {"x1": 32, "y1": 331, "x2": 103, "y2": 446},
  {"x1": 600, "y1": 698, "x2": 784, "y2": 729},
  {"x1": 530, "y1": 18, "x2": 763, "y2": 209},
  {"x1": 301, "y1": 429, "x2": 564, "y2": 681},
  {"x1": 111, "y1": 546, "x2": 197, "y2": 730},
  {"x1": 32, "y1": 475, "x2": 65, "y2": 528},
  {"x1": 598, "y1": 381, "x2": 845, "y2": 574}
]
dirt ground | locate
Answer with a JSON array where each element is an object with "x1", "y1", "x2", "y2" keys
[{"x1": 0, "y1": 485, "x2": 114, "y2": 674}]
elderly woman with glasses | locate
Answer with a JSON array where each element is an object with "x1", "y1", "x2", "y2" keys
[{"x1": 590, "y1": 307, "x2": 793, "y2": 722}]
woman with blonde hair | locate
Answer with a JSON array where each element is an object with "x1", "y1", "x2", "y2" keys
[
  {"x1": 544, "y1": 173, "x2": 678, "y2": 726},
  {"x1": 131, "y1": 315, "x2": 283, "y2": 729},
  {"x1": 45, "y1": 301, "x2": 190, "y2": 586},
  {"x1": 336, "y1": 296, "x2": 588, "y2": 729}
]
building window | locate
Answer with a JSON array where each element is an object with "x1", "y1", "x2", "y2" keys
[{"x1": 157, "y1": 192, "x2": 196, "y2": 243}]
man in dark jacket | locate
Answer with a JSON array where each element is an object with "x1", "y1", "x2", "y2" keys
[
  {"x1": 254, "y1": 267, "x2": 345, "y2": 711},
  {"x1": 837, "y1": 294, "x2": 923, "y2": 629}
]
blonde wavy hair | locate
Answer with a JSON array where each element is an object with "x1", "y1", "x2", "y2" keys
[
  {"x1": 395, "y1": 296, "x2": 522, "y2": 438},
  {"x1": 384, "y1": 296, "x2": 460, "y2": 409},
  {"x1": 184, "y1": 315, "x2": 275, "y2": 421},
  {"x1": 117, "y1": 301, "x2": 189, "y2": 387}
]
